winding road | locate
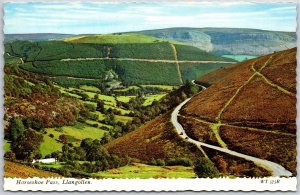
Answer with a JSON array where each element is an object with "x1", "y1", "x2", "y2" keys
[{"x1": 171, "y1": 80, "x2": 292, "y2": 177}]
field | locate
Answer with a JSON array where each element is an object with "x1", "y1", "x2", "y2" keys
[
  {"x1": 4, "y1": 140, "x2": 11, "y2": 152},
  {"x1": 40, "y1": 122, "x2": 109, "y2": 156},
  {"x1": 142, "y1": 94, "x2": 167, "y2": 106},
  {"x1": 93, "y1": 163, "x2": 196, "y2": 179},
  {"x1": 36, "y1": 162, "x2": 195, "y2": 179},
  {"x1": 4, "y1": 161, "x2": 62, "y2": 178},
  {"x1": 141, "y1": 85, "x2": 176, "y2": 91}
]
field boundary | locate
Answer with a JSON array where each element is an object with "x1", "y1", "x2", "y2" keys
[{"x1": 170, "y1": 44, "x2": 184, "y2": 84}]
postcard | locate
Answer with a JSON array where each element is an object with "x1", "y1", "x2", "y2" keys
[{"x1": 3, "y1": 1, "x2": 297, "y2": 191}]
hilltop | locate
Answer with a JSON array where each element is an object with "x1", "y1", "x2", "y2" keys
[
  {"x1": 107, "y1": 48, "x2": 296, "y2": 176},
  {"x1": 134, "y1": 28, "x2": 296, "y2": 55},
  {"x1": 64, "y1": 33, "x2": 183, "y2": 44}
]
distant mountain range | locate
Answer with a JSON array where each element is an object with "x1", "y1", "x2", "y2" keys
[
  {"x1": 5, "y1": 28, "x2": 296, "y2": 56},
  {"x1": 134, "y1": 28, "x2": 296, "y2": 55},
  {"x1": 4, "y1": 33, "x2": 74, "y2": 42}
]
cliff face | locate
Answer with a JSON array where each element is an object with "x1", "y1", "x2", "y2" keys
[{"x1": 136, "y1": 28, "x2": 296, "y2": 55}]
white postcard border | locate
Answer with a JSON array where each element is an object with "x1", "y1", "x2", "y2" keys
[{"x1": 4, "y1": 177, "x2": 297, "y2": 191}]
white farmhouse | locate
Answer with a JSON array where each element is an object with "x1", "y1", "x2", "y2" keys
[{"x1": 32, "y1": 158, "x2": 56, "y2": 164}]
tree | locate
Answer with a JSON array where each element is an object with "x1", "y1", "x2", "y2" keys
[
  {"x1": 184, "y1": 80, "x2": 199, "y2": 97},
  {"x1": 11, "y1": 129, "x2": 43, "y2": 161},
  {"x1": 100, "y1": 133, "x2": 111, "y2": 145},
  {"x1": 31, "y1": 118, "x2": 44, "y2": 131},
  {"x1": 81, "y1": 93, "x2": 89, "y2": 101},
  {"x1": 110, "y1": 155, "x2": 120, "y2": 168},
  {"x1": 80, "y1": 138, "x2": 93, "y2": 150},
  {"x1": 9, "y1": 117, "x2": 25, "y2": 141},
  {"x1": 4, "y1": 151, "x2": 16, "y2": 161},
  {"x1": 194, "y1": 158, "x2": 220, "y2": 178},
  {"x1": 59, "y1": 134, "x2": 68, "y2": 144}
]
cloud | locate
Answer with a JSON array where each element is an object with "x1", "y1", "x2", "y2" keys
[
  {"x1": 4, "y1": 2, "x2": 296, "y2": 34},
  {"x1": 269, "y1": 6, "x2": 296, "y2": 13}
]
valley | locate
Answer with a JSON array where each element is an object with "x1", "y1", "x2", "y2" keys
[{"x1": 3, "y1": 31, "x2": 296, "y2": 179}]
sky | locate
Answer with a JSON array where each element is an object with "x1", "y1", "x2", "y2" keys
[{"x1": 4, "y1": 1, "x2": 297, "y2": 34}]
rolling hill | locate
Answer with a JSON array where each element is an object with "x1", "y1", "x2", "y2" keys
[
  {"x1": 134, "y1": 28, "x2": 296, "y2": 55},
  {"x1": 107, "y1": 48, "x2": 296, "y2": 176},
  {"x1": 64, "y1": 33, "x2": 182, "y2": 44},
  {"x1": 5, "y1": 34, "x2": 234, "y2": 86}
]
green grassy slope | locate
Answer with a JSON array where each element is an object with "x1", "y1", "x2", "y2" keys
[
  {"x1": 64, "y1": 33, "x2": 183, "y2": 44},
  {"x1": 7, "y1": 35, "x2": 235, "y2": 85}
]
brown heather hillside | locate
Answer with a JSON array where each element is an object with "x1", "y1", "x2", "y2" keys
[
  {"x1": 186, "y1": 48, "x2": 296, "y2": 174},
  {"x1": 4, "y1": 161, "x2": 62, "y2": 178},
  {"x1": 106, "y1": 113, "x2": 204, "y2": 161},
  {"x1": 106, "y1": 48, "x2": 296, "y2": 177}
]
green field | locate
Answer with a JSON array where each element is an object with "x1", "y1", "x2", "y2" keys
[
  {"x1": 104, "y1": 105, "x2": 131, "y2": 115},
  {"x1": 114, "y1": 86, "x2": 140, "y2": 92},
  {"x1": 90, "y1": 111, "x2": 106, "y2": 121},
  {"x1": 141, "y1": 85, "x2": 176, "y2": 91},
  {"x1": 4, "y1": 140, "x2": 11, "y2": 152},
  {"x1": 37, "y1": 162, "x2": 65, "y2": 169},
  {"x1": 116, "y1": 96, "x2": 136, "y2": 103},
  {"x1": 85, "y1": 119, "x2": 112, "y2": 129},
  {"x1": 79, "y1": 85, "x2": 100, "y2": 92},
  {"x1": 41, "y1": 122, "x2": 108, "y2": 156},
  {"x1": 40, "y1": 134, "x2": 63, "y2": 157},
  {"x1": 143, "y1": 94, "x2": 167, "y2": 106},
  {"x1": 115, "y1": 115, "x2": 133, "y2": 124},
  {"x1": 93, "y1": 163, "x2": 196, "y2": 179},
  {"x1": 222, "y1": 55, "x2": 258, "y2": 62}
]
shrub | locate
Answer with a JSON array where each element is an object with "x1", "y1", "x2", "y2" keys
[
  {"x1": 4, "y1": 151, "x2": 16, "y2": 161},
  {"x1": 194, "y1": 158, "x2": 220, "y2": 178},
  {"x1": 156, "y1": 159, "x2": 165, "y2": 166}
]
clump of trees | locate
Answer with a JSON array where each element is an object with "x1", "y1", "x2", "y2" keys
[
  {"x1": 5, "y1": 117, "x2": 43, "y2": 162},
  {"x1": 43, "y1": 138, "x2": 129, "y2": 177},
  {"x1": 149, "y1": 157, "x2": 193, "y2": 167}
]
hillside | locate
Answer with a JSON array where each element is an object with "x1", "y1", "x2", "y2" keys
[
  {"x1": 186, "y1": 48, "x2": 296, "y2": 174},
  {"x1": 134, "y1": 28, "x2": 296, "y2": 55},
  {"x1": 107, "y1": 48, "x2": 296, "y2": 177},
  {"x1": 4, "y1": 161, "x2": 62, "y2": 178},
  {"x1": 5, "y1": 37, "x2": 234, "y2": 86}
]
